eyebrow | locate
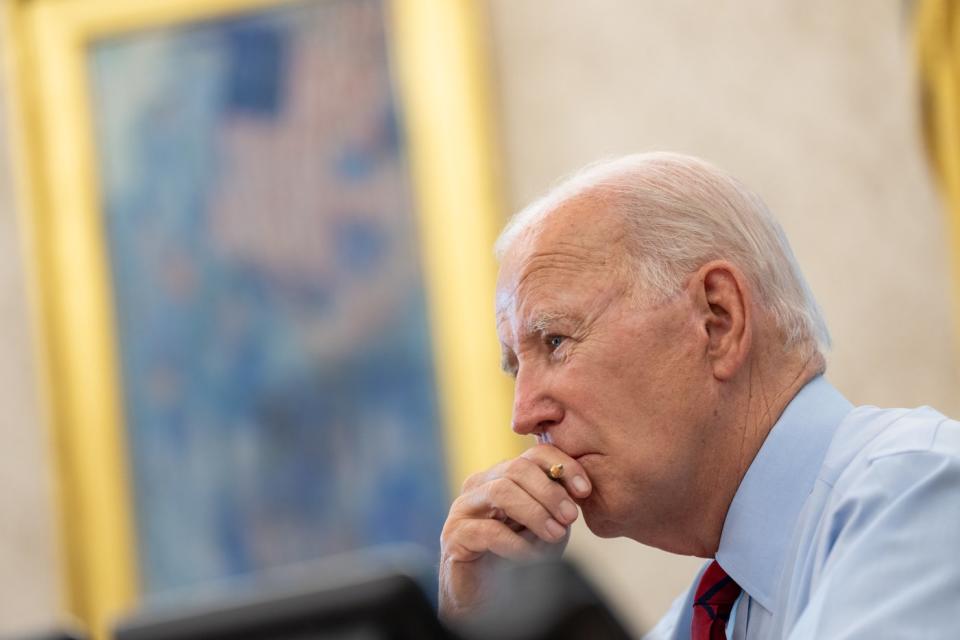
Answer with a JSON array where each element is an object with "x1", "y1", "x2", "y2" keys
[{"x1": 526, "y1": 310, "x2": 570, "y2": 335}]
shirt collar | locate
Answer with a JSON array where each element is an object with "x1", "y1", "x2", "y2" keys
[{"x1": 715, "y1": 375, "x2": 853, "y2": 612}]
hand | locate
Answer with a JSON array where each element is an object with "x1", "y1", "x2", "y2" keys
[{"x1": 438, "y1": 443, "x2": 593, "y2": 619}]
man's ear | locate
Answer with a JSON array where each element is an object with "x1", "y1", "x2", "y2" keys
[{"x1": 692, "y1": 261, "x2": 751, "y2": 380}]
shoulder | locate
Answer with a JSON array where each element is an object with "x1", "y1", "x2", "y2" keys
[
  {"x1": 819, "y1": 404, "x2": 959, "y2": 488},
  {"x1": 858, "y1": 405, "x2": 958, "y2": 459},
  {"x1": 813, "y1": 405, "x2": 960, "y2": 559},
  {"x1": 784, "y1": 407, "x2": 960, "y2": 636}
]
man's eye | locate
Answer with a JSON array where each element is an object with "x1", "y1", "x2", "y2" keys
[{"x1": 546, "y1": 335, "x2": 566, "y2": 349}]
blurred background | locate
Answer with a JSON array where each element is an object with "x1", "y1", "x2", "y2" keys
[{"x1": 1, "y1": 1, "x2": 958, "y2": 638}]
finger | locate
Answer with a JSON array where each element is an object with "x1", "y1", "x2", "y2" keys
[
  {"x1": 460, "y1": 458, "x2": 512, "y2": 493},
  {"x1": 457, "y1": 476, "x2": 570, "y2": 543},
  {"x1": 451, "y1": 457, "x2": 579, "y2": 533},
  {"x1": 444, "y1": 518, "x2": 537, "y2": 562},
  {"x1": 520, "y1": 443, "x2": 593, "y2": 499},
  {"x1": 497, "y1": 456, "x2": 581, "y2": 526},
  {"x1": 524, "y1": 524, "x2": 570, "y2": 559}
]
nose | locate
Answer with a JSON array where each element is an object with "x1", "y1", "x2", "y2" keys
[{"x1": 511, "y1": 366, "x2": 564, "y2": 436}]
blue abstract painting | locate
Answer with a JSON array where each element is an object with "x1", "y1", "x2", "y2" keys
[{"x1": 87, "y1": 0, "x2": 449, "y2": 594}]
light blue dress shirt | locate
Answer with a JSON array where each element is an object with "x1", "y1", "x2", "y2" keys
[{"x1": 645, "y1": 376, "x2": 960, "y2": 639}]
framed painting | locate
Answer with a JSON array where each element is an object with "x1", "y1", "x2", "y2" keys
[{"x1": 5, "y1": 0, "x2": 516, "y2": 634}]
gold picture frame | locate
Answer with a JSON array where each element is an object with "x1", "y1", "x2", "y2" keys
[{"x1": 4, "y1": 0, "x2": 516, "y2": 634}]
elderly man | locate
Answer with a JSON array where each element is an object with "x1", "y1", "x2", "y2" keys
[{"x1": 438, "y1": 153, "x2": 960, "y2": 639}]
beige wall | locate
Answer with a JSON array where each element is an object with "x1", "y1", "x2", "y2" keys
[
  {"x1": 0, "y1": 4, "x2": 61, "y2": 634},
  {"x1": 0, "y1": 0, "x2": 957, "y2": 637},
  {"x1": 485, "y1": 0, "x2": 960, "y2": 635}
]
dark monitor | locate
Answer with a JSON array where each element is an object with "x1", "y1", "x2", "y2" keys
[
  {"x1": 3, "y1": 631, "x2": 87, "y2": 640},
  {"x1": 113, "y1": 548, "x2": 453, "y2": 640}
]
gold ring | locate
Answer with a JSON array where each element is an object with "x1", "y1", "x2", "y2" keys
[{"x1": 547, "y1": 463, "x2": 564, "y2": 481}]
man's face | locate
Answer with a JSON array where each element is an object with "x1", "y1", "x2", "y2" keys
[{"x1": 495, "y1": 200, "x2": 718, "y2": 549}]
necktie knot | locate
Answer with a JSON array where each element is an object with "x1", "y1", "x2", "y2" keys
[{"x1": 691, "y1": 560, "x2": 742, "y2": 640}]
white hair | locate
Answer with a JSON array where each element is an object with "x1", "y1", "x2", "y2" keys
[{"x1": 495, "y1": 152, "x2": 830, "y2": 355}]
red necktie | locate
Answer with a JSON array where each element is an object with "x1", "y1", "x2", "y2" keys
[{"x1": 691, "y1": 560, "x2": 742, "y2": 640}]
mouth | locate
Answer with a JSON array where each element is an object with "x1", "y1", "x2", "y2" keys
[{"x1": 572, "y1": 452, "x2": 600, "y2": 464}]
